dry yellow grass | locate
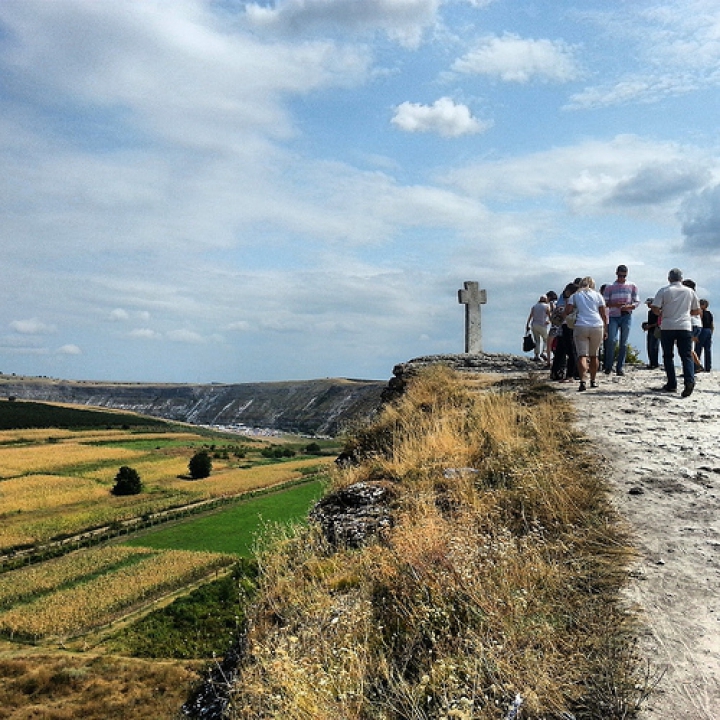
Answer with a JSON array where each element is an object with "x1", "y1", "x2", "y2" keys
[
  {"x1": 228, "y1": 367, "x2": 642, "y2": 720},
  {"x1": 0, "y1": 653, "x2": 203, "y2": 720}
]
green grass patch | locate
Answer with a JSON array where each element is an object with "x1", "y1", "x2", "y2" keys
[
  {"x1": 123, "y1": 479, "x2": 325, "y2": 556},
  {"x1": 108, "y1": 559, "x2": 258, "y2": 659}
]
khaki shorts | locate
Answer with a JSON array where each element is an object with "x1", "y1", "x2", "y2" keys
[{"x1": 573, "y1": 325, "x2": 604, "y2": 357}]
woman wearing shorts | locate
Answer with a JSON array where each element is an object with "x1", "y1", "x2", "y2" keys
[{"x1": 564, "y1": 277, "x2": 608, "y2": 392}]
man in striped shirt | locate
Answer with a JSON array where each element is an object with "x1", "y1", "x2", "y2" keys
[{"x1": 603, "y1": 264, "x2": 640, "y2": 376}]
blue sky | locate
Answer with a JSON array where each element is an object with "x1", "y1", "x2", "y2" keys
[{"x1": 1, "y1": 0, "x2": 719, "y2": 383}]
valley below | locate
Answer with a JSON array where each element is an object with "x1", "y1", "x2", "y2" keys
[{"x1": 0, "y1": 376, "x2": 386, "y2": 437}]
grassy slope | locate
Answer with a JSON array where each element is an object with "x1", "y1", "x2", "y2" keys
[{"x1": 226, "y1": 368, "x2": 647, "y2": 720}]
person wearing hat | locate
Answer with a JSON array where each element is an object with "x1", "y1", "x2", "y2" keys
[
  {"x1": 651, "y1": 268, "x2": 701, "y2": 397},
  {"x1": 641, "y1": 297, "x2": 660, "y2": 369},
  {"x1": 602, "y1": 264, "x2": 640, "y2": 376}
]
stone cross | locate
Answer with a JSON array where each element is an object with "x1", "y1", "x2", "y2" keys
[{"x1": 458, "y1": 281, "x2": 487, "y2": 354}]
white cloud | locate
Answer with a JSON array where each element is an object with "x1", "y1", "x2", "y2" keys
[
  {"x1": 245, "y1": 0, "x2": 441, "y2": 48},
  {"x1": 568, "y1": 1, "x2": 720, "y2": 108},
  {"x1": 452, "y1": 33, "x2": 580, "y2": 83},
  {"x1": 392, "y1": 97, "x2": 491, "y2": 137},
  {"x1": 567, "y1": 74, "x2": 699, "y2": 109},
  {"x1": 10, "y1": 318, "x2": 56, "y2": 335},
  {"x1": 110, "y1": 308, "x2": 130, "y2": 321},
  {"x1": 680, "y1": 184, "x2": 720, "y2": 251},
  {"x1": 57, "y1": 344, "x2": 81, "y2": 355},
  {"x1": 443, "y1": 135, "x2": 710, "y2": 217},
  {"x1": 226, "y1": 321, "x2": 251, "y2": 332},
  {"x1": 129, "y1": 328, "x2": 161, "y2": 340},
  {"x1": 0, "y1": 0, "x2": 371, "y2": 150},
  {"x1": 166, "y1": 329, "x2": 205, "y2": 344}
]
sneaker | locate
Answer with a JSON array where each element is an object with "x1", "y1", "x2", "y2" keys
[
  {"x1": 616, "y1": 369, "x2": 625, "y2": 376},
  {"x1": 659, "y1": 384, "x2": 677, "y2": 392},
  {"x1": 604, "y1": 368, "x2": 612, "y2": 375},
  {"x1": 681, "y1": 382, "x2": 695, "y2": 398},
  {"x1": 578, "y1": 381, "x2": 587, "y2": 392}
]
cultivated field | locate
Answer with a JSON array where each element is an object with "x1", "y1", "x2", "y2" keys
[
  {"x1": 0, "y1": 546, "x2": 233, "y2": 640},
  {"x1": 0, "y1": 398, "x2": 338, "y2": 718},
  {"x1": 0, "y1": 420, "x2": 331, "y2": 553},
  {"x1": 0, "y1": 400, "x2": 336, "y2": 639}
]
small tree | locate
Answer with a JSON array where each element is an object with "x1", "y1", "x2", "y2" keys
[
  {"x1": 112, "y1": 466, "x2": 143, "y2": 496},
  {"x1": 189, "y1": 450, "x2": 212, "y2": 480}
]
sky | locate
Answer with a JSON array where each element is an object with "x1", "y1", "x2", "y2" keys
[{"x1": 2, "y1": 0, "x2": 720, "y2": 384}]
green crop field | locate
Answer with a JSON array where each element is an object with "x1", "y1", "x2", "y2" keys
[
  {"x1": 123, "y1": 479, "x2": 325, "y2": 556},
  {"x1": 0, "y1": 398, "x2": 168, "y2": 430}
]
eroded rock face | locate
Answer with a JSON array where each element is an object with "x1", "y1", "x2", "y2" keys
[
  {"x1": 181, "y1": 635, "x2": 247, "y2": 720},
  {"x1": 0, "y1": 377, "x2": 386, "y2": 436},
  {"x1": 309, "y1": 481, "x2": 395, "y2": 548}
]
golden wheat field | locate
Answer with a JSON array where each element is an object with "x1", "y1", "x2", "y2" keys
[
  {"x1": 0, "y1": 548, "x2": 233, "y2": 639},
  {"x1": 0, "y1": 546, "x2": 155, "y2": 608},
  {"x1": 0, "y1": 442, "x2": 141, "y2": 478}
]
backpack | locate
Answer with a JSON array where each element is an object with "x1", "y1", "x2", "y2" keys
[{"x1": 550, "y1": 306, "x2": 565, "y2": 327}]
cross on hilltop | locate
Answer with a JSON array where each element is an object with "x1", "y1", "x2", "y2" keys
[{"x1": 458, "y1": 281, "x2": 486, "y2": 354}]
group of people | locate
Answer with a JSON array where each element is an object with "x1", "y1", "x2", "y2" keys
[{"x1": 525, "y1": 265, "x2": 714, "y2": 396}]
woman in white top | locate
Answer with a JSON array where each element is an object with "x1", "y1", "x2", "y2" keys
[{"x1": 565, "y1": 277, "x2": 608, "y2": 391}]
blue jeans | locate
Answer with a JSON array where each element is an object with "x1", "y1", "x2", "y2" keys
[
  {"x1": 698, "y1": 328, "x2": 713, "y2": 371},
  {"x1": 660, "y1": 329, "x2": 694, "y2": 388},
  {"x1": 604, "y1": 313, "x2": 632, "y2": 372},
  {"x1": 646, "y1": 329, "x2": 660, "y2": 368}
]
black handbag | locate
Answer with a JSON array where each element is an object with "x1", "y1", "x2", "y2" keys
[{"x1": 523, "y1": 332, "x2": 536, "y2": 352}]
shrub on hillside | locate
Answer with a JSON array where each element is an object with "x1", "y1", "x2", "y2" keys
[
  {"x1": 189, "y1": 450, "x2": 212, "y2": 480},
  {"x1": 111, "y1": 466, "x2": 143, "y2": 496}
]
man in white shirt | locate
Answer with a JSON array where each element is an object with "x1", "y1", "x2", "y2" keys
[{"x1": 651, "y1": 268, "x2": 701, "y2": 397}]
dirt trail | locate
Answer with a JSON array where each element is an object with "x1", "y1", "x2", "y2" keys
[{"x1": 556, "y1": 366, "x2": 720, "y2": 719}]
